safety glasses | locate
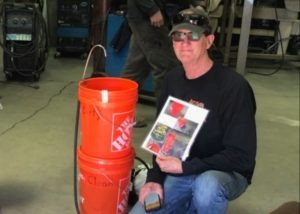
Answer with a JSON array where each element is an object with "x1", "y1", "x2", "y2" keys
[
  {"x1": 171, "y1": 31, "x2": 202, "y2": 42},
  {"x1": 172, "y1": 10, "x2": 209, "y2": 28}
]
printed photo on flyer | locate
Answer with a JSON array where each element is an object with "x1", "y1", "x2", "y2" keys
[{"x1": 141, "y1": 96, "x2": 209, "y2": 161}]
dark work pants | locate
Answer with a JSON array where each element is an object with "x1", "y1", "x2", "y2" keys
[{"x1": 121, "y1": 21, "x2": 179, "y2": 101}]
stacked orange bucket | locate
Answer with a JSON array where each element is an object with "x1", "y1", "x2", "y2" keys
[{"x1": 78, "y1": 77, "x2": 138, "y2": 214}]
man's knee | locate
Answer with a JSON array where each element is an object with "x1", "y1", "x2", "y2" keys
[{"x1": 193, "y1": 170, "x2": 228, "y2": 205}]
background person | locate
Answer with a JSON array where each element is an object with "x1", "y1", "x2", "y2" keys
[
  {"x1": 129, "y1": 7, "x2": 257, "y2": 214},
  {"x1": 121, "y1": 0, "x2": 205, "y2": 127},
  {"x1": 121, "y1": 0, "x2": 179, "y2": 127}
]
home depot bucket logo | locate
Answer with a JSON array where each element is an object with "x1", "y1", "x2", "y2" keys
[
  {"x1": 111, "y1": 111, "x2": 134, "y2": 152},
  {"x1": 116, "y1": 177, "x2": 131, "y2": 214}
]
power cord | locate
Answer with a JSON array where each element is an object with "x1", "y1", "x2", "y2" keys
[
  {"x1": 247, "y1": 5, "x2": 286, "y2": 76},
  {"x1": 0, "y1": 80, "x2": 40, "y2": 89},
  {"x1": 73, "y1": 101, "x2": 81, "y2": 214}
]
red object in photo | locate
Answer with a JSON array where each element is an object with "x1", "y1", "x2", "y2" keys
[
  {"x1": 170, "y1": 102, "x2": 184, "y2": 117},
  {"x1": 177, "y1": 117, "x2": 186, "y2": 128},
  {"x1": 148, "y1": 143, "x2": 161, "y2": 153},
  {"x1": 162, "y1": 132, "x2": 176, "y2": 154}
]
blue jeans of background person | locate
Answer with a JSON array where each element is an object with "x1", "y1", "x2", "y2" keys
[{"x1": 129, "y1": 170, "x2": 248, "y2": 214}]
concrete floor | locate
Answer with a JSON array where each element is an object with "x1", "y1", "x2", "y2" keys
[{"x1": 0, "y1": 50, "x2": 299, "y2": 214}]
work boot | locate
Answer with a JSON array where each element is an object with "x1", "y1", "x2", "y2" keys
[{"x1": 134, "y1": 118, "x2": 147, "y2": 128}]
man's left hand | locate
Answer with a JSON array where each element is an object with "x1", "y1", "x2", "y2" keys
[{"x1": 156, "y1": 155, "x2": 183, "y2": 174}]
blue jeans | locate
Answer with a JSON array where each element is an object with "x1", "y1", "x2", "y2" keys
[{"x1": 129, "y1": 170, "x2": 248, "y2": 214}]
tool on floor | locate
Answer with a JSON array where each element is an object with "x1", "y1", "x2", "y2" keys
[{"x1": 74, "y1": 44, "x2": 139, "y2": 214}]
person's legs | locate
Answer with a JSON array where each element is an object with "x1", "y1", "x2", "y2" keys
[
  {"x1": 121, "y1": 34, "x2": 151, "y2": 86},
  {"x1": 121, "y1": 30, "x2": 152, "y2": 128},
  {"x1": 191, "y1": 170, "x2": 249, "y2": 214},
  {"x1": 143, "y1": 27, "x2": 179, "y2": 100},
  {"x1": 129, "y1": 175, "x2": 195, "y2": 214},
  {"x1": 128, "y1": 22, "x2": 179, "y2": 100},
  {"x1": 128, "y1": 202, "x2": 146, "y2": 214},
  {"x1": 129, "y1": 170, "x2": 248, "y2": 214}
]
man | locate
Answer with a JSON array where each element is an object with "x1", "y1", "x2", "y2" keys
[
  {"x1": 129, "y1": 7, "x2": 257, "y2": 214},
  {"x1": 121, "y1": 0, "x2": 179, "y2": 127},
  {"x1": 122, "y1": 0, "x2": 205, "y2": 127}
]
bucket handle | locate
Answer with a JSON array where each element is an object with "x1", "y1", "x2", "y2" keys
[
  {"x1": 79, "y1": 164, "x2": 114, "y2": 184},
  {"x1": 82, "y1": 44, "x2": 107, "y2": 80},
  {"x1": 93, "y1": 103, "x2": 136, "y2": 129},
  {"x1": 81, "y1": 44, "x2": 136, "y2": 128}
]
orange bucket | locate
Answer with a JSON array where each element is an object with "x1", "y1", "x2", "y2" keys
[
  {"x1": 78, "y1": 77, "x2": 138, "y2": 158},
  {"x1": 77, "y1": 148, "x2": 135, "y2": 214}
]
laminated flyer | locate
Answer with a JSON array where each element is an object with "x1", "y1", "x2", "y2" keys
[{"x1": 141, "y1": 96, "x2": 209, "y2": 161}]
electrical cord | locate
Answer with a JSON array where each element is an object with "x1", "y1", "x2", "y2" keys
[
  {"x1": 72, "y1": 10, "x2": 142, "y2": 210},
  {"x1": 72, "y1": 10, "x2": 109, "y2": 211},
  {"x1": 247, "y1": 5, "x2": 286, "y2": 76},
  {"x1": 73, "y1": 101, "x2": 81, "y2": 214},
  {"x1": 0, "y1": 79, "x2": 40, "y2": 89},
  {"x1": 71, "y1": 4, "x2": 112, "y2": 213},
  {"x1": 72, "y1": 8, "x2": 110, "y2": 211}
]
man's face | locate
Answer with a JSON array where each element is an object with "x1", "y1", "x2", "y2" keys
[{"x1": 172, "y1": 29, "x2": 214, "y2": 64}]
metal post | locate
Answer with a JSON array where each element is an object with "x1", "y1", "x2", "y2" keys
[
  {"x1": 236, "y1": 0, "x2": 254, "y2": 75},
  {"x1": 223, "y1": 0, "x2": 236, "y2": 65},
  {"x1": 218, "y1": 0, "x2": 230, "y2": 48}
]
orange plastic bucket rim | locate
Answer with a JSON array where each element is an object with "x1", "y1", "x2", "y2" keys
[
  {"x1": 77, "y1": 147, "x2": 135, "y2": 165},
  {"x1": 79, "y1": 77, "x2": 138, "y2": 103}
]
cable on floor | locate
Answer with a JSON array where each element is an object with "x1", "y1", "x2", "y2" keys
[
  {"x1": 0, "y1": 81, "x2": 74, "y2": 137},
  {"x1": 0, "y1": 80, "x2": 40, "y2": 89},
  {"x1": 247, "y1": 5, "x2": 286, "y2": 76}
]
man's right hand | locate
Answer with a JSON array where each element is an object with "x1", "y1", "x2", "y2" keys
[
  {"x1": 138, "y1": 182, "x2": 163, "y2": 204},
  {"x1": 150, "y1": 10, "x2": 164, "y2": 27}
]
